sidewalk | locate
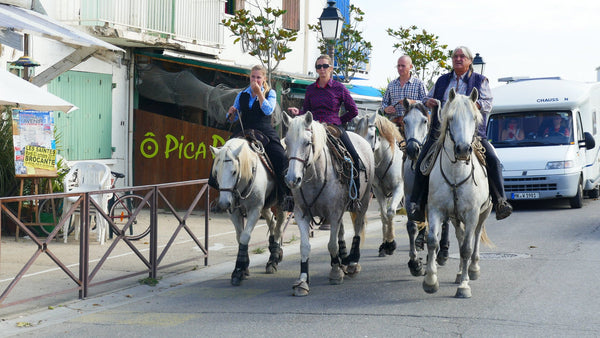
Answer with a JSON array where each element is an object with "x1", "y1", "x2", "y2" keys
[{"x1": 0, "y1": 202, "x2": 393, "y2": 321}]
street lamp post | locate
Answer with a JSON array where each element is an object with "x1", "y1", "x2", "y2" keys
[
  {"x1": 319, "y1": 1, "x2": 344, "y2": 60},
  {"x1": 472, "y1": 53, "x2": 486, "y2": 75}
]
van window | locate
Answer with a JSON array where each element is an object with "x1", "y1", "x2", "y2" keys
[{"x1": 487, "y1": 111, "x2": 574, "y2": 148}]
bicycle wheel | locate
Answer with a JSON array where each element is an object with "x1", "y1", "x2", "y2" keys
[
  {"x1": 37, "y1": 198, "x2": 71, "y2": 236},
  {"x1": 108, "y1": 194, "x2": 151, "y2": 240}
]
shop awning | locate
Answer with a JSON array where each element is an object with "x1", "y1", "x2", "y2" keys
[
  {"x1": 0, "y1": 4, "x2": 123, "y2": 51},
  {"x1": 138, "y1": 50, "x2": 251, "y2": 76}
]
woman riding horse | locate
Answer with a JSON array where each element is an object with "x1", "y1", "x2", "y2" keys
[
  {"x1": 287, "y1": 55, "x2": 362, "y2": 210},
  {"x1": 209, "y1": 65, "x2": 292, "y2": 210}
]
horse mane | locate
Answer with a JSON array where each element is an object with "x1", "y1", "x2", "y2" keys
[
  {"x1": 436, "y1": 94, "x2": 483, "y2": 147},
  {"x1": 375, "y1": 114, "x2": 403, "y2": 152},
  {"x1": 212, "y1": 138, "x2": 255, "y2": 182}
]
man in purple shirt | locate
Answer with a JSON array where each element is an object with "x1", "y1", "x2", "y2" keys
[{"x1": 288, "y1": 55, "x2": 361, "y2": 209}]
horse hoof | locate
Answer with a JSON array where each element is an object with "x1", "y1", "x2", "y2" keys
[
  {"x1": 378, "y1": 243, "x2": 387, "y2": 257},
  {"x1": 468, "y1": 269, "x2": 480, "y2": 281},
  {"x1": 329, "y1": 265, "x2": 345, "y2": 284},
  {"x1": 385, "y1": 240, "x2": 397, "y2": 255},
  {"x1": 265, "y1": 261, "x2": 277, "y2": 274},
  {"x1": 231, "y1": 268, "x2": 246, "y2": 286},
  {"x1": 437, "y1": 249, "x2": 449, "y2": 266},
  {"x1": 423, "y1": 280, "x2": 439, "y2": 294},
  {"x1": 455, "y1": 286, "x2": 472, "y2": 298},
  {"x1": 408, "y1": 259, "x2": 424, "y2": 277},
  {"x1": 346, "y1": 262, "x2": 361, "y2": 278},
  {"x1": 292, "y1": 280, "x2": 309, "y2": 297}
]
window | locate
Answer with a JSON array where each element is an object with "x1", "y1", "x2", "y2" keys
[
  {"x1": 225, "y1": 0, "x2": 245, "y2": 14},
  {"x1": 282, "y1": 0, "x2": 300, "y2": 31}
]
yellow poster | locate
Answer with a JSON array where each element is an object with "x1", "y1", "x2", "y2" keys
[
  {"x1": 24, "y1": 146, "x2": 57, "y2": 170},
  {"x1": 12, "y1": 109, "x2": 57, "y2": 176}
]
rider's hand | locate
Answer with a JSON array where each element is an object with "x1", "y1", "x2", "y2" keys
[
  {"x1": 425, "y1": 98, "x2": 439, "y2": 109},
  {"x1": 288, "y1": 107, "x2": 300, "y2": 116},
  {"x1": 250, "y1": 81, "x2": 261, "y2": 96},
  {"x1": 384, "y1": 106, "x2": 396, "y2": 115},
  {"x1": 226, "y1": 107, "x2": 237, "y2": 122}
]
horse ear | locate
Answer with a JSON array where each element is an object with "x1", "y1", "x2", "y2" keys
[
  {"x1": 282, "y1": 111, "x2": 290, "y2": 127},
  {"x1": 469, "y1": 87, "x2": 479, "y2": 102},
  {"x1": 355, "y1": 116, "x2": 367, "y2": 135},
  {"x1": 368, "y1": 111, "x2": 377, "y2": 124},
  {"x1": 402, "y1": 98, "x2": 410, "y2": 112},
  {"x1": 448, "y1": 87, "x2": 456, "y2": 102},
  {"x1": 304, "y1": 111, "x2": 313, "y2": 126},
  {"x1": 209, "y1": 145, "x2": 220, "y2": 157}
]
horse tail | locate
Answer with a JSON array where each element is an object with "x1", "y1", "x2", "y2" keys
[{"x1": 479, "y1": 226, "x2": 496, "y2": 248}]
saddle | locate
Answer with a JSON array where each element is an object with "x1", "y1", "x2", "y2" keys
[
  {"x1": 324, "y1": 125, "x2": 359, "y2": 184},
  {"x1": 420, "y1": 137, "x2": 487, "y2": 176},
  {"x1": 232, "y1": 129, "x2": 276, "y2": 179}
]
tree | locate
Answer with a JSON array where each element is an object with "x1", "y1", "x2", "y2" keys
[
  {"x1": 309, "y1": 5, "x2": 372, "y2": 83},
  {"x1": 386, "y1": 25, "x2": 452, "y2": 88},
  {"x1": 221, "y1": 0, "x2": 298, "y2": 83}
]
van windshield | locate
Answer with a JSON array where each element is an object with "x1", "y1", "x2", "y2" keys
[{"x1": 487, "y1": 111, "x2": 574, "y2": 148}]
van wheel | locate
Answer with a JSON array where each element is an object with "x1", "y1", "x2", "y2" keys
[{"x1": 569, "y1": 180, "x2": 584, "y2": 208}]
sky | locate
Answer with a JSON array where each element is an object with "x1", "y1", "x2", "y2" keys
[{"x1": 352, "y1": 0, "x2": 600, "y2": 90}]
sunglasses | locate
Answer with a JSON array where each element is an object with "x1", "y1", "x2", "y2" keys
[{"x1": 315, "y1": 64, "x2": 330, "y2": 69}]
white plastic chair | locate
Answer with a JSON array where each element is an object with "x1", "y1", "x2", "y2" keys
[{"x1": 62, "y1": 162, "x2": 112, "y2": 245}]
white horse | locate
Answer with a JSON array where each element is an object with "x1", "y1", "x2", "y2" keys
[
  {"x1": 401, "y1": 99, "x2": 452, "y2": 277},
  {"x1": 210, "y1": 138, "x2": 285, "y2": 286},
  {"x1": 422, "y1": 88, "x2": 493, "y2": 298},
  {"x1": 354, "y1": 112, "x2": 404, "y2": 257},
  {"x1": 283, "y1": 112, "x2": 374, "y2": 297}
]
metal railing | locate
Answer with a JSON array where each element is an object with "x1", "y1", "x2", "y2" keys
[
  {"x1": 0, "y1": 179, "x2": 209, "y2": 308},
  {"x1": 56, "y1": 0, "x2": 225, "y2": 46}
]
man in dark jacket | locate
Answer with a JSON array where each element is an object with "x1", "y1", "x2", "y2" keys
[{"x1": 408, "y1": 46, "x2": 513, "y2": 221}]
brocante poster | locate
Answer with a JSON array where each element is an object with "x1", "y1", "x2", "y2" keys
[{"x1": 12, "y1": 109, "x2": 57, "y2": 176}]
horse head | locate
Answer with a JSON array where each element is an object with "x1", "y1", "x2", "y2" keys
[
  {"x1": 284, "y1": 112, "x2": 326, "y2": 189},
  {"x1": 354, "y1": 112, "x2": 379, "y2": 151},
  {"x1": 440, "y1": 88, "x2": 482, "y2": 161},
  {"x1": 402, "y1": 98, "x2": 430, "y2": 161},
  {"x1": 209, "y1": 139, "x2": 253, "y2": 211}
]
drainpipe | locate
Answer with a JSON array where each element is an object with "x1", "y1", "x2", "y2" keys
[{"x1": 127, "y1": 48, "x2": 135, "y2": 186}]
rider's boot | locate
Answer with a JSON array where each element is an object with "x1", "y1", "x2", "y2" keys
[
  {"x1": 208, "y1": 170, "x2": 219, "y2": 190},
  {"x1": 487, "y1": 160, "x2": 513, "y2": 220},
  {"x1": 407, "y1": 172, "x2": 428, "y2": 223},
  {"x1": 280, "y1": 176, "x2": 295, "y2": 212}
]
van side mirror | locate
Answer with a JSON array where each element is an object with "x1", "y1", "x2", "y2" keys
[{"x1": 582, "y1": 132, "x2": 595, "y2": 149}]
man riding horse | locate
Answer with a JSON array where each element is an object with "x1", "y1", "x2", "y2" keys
[{"x1": 408, "y1": 46, "x2": 513, "y2": 222}]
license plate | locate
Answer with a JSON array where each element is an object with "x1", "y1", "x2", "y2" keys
[{"x1": 511, "y1": 192, "x2": 539, "y2": 199}]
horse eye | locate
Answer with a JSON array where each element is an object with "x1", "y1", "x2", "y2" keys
[{"x1": 304, "y1": 141, "x2": 311, "y2": 147}]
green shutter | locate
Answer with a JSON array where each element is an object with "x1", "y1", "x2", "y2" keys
[{"x1": 48, "y1": 71, "x2": 113, "y2": 160}]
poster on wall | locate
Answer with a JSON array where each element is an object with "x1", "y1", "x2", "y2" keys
[{"x1": 12, "y1": 109, "x2": 57, "y2": 177}]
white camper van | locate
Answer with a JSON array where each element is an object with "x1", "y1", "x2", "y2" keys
[{"x1": 487, "y1": 78, "x2": 600, "y2": 208}]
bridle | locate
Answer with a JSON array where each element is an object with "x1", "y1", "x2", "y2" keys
[{"x1": 218, "y1": 155, "x2": 257, "y2": 208}]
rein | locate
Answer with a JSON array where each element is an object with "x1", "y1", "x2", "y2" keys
[{"x1": 438, "y1": 129, "x2": 479, "y2": 222}]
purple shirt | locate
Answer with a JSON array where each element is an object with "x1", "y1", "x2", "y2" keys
[{"x1": 300, "y1": 78, "x2": 358, "y2": 125}]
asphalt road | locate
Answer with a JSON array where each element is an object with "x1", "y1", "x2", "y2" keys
[{"x1": 3, "y1": 196, "x2": 600, "y2": 337}]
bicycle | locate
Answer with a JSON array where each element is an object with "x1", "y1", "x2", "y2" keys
[
  {"x1": 36, "y1": 171, "x2": 151, "y2": 241},
  {"x1": 107, "y1": 171, "x2": 151, "y2": 240}
]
